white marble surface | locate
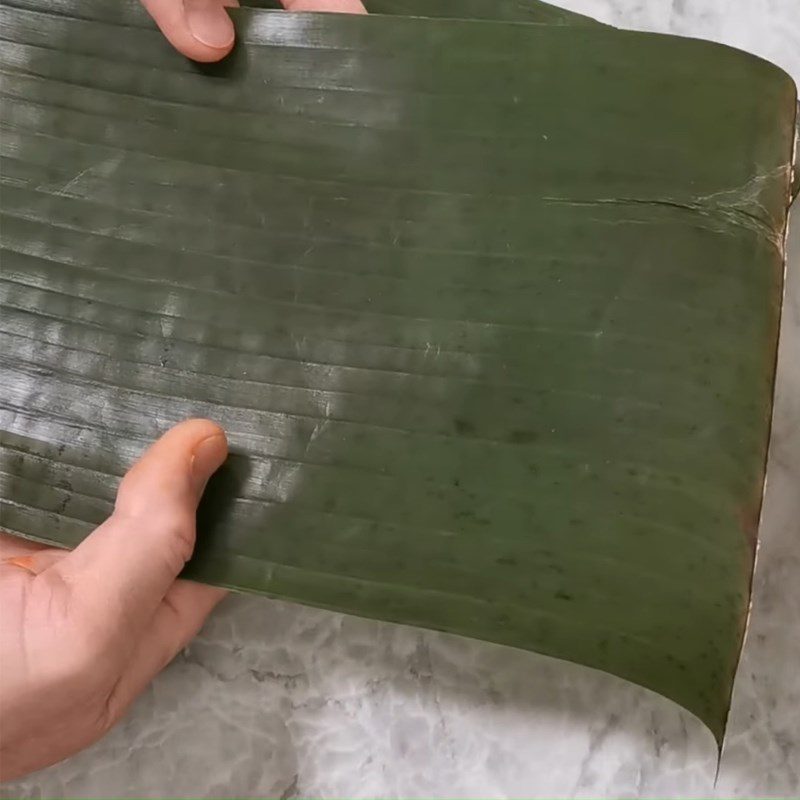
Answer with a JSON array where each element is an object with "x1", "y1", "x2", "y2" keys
[{"x1": 4, "y1": 1, "x2": 799, "y2": 797}]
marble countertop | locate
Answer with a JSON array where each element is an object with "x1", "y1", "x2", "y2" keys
[{"x1": 5, "y1": 1, "x2": 799, "y2": 797}]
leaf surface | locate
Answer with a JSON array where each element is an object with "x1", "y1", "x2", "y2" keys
[{"x1": 0, "y1": 0, "x2": 796, "y2": 743}]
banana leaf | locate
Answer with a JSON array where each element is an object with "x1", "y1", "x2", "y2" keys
[
  {"x1": 5, "y1": 0, "x2": 603, "y2": 27},
  {"x1": 0, "y1": 0, "x2": 796, "y2": 745}
]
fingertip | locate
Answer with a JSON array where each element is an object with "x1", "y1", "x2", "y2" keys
[
  {"x1": 190, "y1": 430, "x2": 228, "y2": 494},
  {"x1": 116, "y1": 419, "x2": 228, "y2": 516},
  {"x1": 183, "y1": 40, "x2": 235, "y2": 63},
  {"x1": 165, "y1": 32, "x2": 235, "y2": 64},
  {"x1": 179, "y1": 417, "x2": 228, "y2": 444},
  {"x1": 166, "y1": 419, "x2": 229, "y2": 492},
  {"x1": 141, "y1": 0, "x2": 236, "y2": 63},
  {"x1": 184, "y1": 1, "x2": 236, "y2": 52},
  {"x1": 143, "y1": 418, "x2": 228, "y2": 465}
]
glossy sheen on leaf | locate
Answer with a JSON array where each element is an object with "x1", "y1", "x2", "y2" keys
[{"x1": 0, "y1": 0, "x2": 796, "y2": 744}]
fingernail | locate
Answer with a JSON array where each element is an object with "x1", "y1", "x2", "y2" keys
[
  {"x1": 185, "y1": 0, "x2": 235, "y2": 49},
  {"x1": 191, "y1": 433, "x2": 228, "y2": 492}
]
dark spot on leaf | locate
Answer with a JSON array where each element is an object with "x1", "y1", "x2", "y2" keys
[
  {"x1": 453, "y1": 418, "x2": 475, "y2": 435},
  {"x1": 555, "y1": 590, "x2": 573, "y2": 601},
  {"x1": 496, "y1": 555, "x2": 517, "y2": 566}
]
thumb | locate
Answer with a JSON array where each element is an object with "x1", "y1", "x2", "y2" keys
[
  {"x1": 53, "y1": 419, "x2": 227, "y2": 630},
  {"x1": 141, "y1": 0, "x2": 238, "y2": 63}
]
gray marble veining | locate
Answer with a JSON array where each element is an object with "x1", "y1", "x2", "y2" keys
[{"x1": 4, "y1": 1, "x2": 799, "y2": 797}]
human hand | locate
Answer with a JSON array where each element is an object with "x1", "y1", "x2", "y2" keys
[
  {"x1": 0, "y1": 420, "x2": 228, "y2": 781},
  {"x1": 142, "y1": 0, "x2": 367, "y2": 63}
]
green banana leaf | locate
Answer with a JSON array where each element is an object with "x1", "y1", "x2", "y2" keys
[
  {"x1": 0, "y1": 0, "x2": 796, "y2": 745},
  {"x1": 4, "y1": 0, "x2": 603, "y2": 27}
]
